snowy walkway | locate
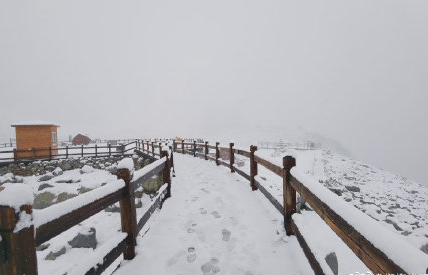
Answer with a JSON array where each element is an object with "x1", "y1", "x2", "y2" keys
[{"x1": 114, "y1": 154, "x2": 313, "y2": 275}]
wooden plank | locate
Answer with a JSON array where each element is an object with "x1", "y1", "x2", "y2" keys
[
  {"x1": 254, "y1": 181, "x2": 284, "y2": 215},
  {"x1": 117, "y1": 168, "x2": 137, "y2": 260},
  {"x1": 291, "y1": 220, "x2": 326, "y2": 275},
  {"x1": 254, "y1": 155, "x2": 282, "y2": 177},
  {"x1": 131, "y1": 164, "x2": 165, "y2": 192},
  {"x1": 83, "y1": 237, "x2": 127, "y2": 275},
  {"x1": 35, "y1": 188, "x2": 125, "y2": 246},
  {"x1": 0, "y1": 205, "x2": 38, "y2": 275},
  {"x1": 289, "y1": 175, "x2": 406, "y2": 274},
  {"x1": 235, "y1": 149, "x2": 251, "y2": 158},
  {"x1": 137, "y1": 187, "x2": 168, "y2": 233}
]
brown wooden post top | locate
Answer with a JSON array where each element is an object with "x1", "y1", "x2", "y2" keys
[
  {"x1": 151, "y1": 142, "x2": 155, "y2": 156},
  {"x1": 229, "y1": 143, "x2": 235, "y2": 173},
  {"x1": 117, "y1": 167, "x2": 137, "y2": 260},
  {"x1": 0, "y1": 190, "x2": 38, "y2": 275},
  {"x1": 193, "y1": 141, "x2": 196, "y2": 157},
  {"x1": 283, "y1": 155, "x2": 296, "y2": 236},
  {"x1": 250, "y1": 145, "x2": 258, "y2": 191}
]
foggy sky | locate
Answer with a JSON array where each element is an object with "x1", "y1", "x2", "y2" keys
[{"x1": 1, "y1": 0, "x2": 428, "y2": 185}]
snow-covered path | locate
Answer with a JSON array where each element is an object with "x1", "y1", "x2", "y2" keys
[{"x1": 114, "y1": 154, "x2": 313, "y2": 275}]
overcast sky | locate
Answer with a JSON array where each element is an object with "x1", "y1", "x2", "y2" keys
[{"x1": 1, "y1": 0, "x2": 427, "y2": 185}]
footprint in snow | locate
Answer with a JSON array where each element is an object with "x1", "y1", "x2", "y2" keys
[
  {"x1": 200, "y1": 208, "x2": 207, "y2": 215},
  {"x1": 211, "y1": 211, "x2": 221, "y2": 219},
  {"x1": 187, "y1": 247, "x2": 197, "y2": 263},
  {"x1": 201, "y1": 257, "x2": 220, "y2": 275},
  {"x1": 167, "y1": 250, "x2": 186, "y2": 266},
  {"x1": 201, "y1": 188, "x2": 210, "y2": 193},
  {"x1": 222, "y1": 229, "x2": 231, "y2": 242}
]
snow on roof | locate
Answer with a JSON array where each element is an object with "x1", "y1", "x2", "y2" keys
[{"x1": 11, "y1": 120, "x2": 59, "y2": 127}]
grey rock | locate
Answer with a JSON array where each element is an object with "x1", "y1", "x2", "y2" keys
[
  {"x1": 328, "y1": 188, "x2": 342, "y2": 196},
  {"x1": 105, "y1": 204, "x2": 121, "y2": 213},
  {"x1": 325, "y1": 252, "x2": 338, "y2": 275},
  {"x1": 68, "y1": 228, "x2": 97, "y2": 249},
  {"x1": 34, "y1": 192, "x2": 56, "y2": 209},
  {"x1": 36, "y1": 243, "x2": 50, "y2": 251},
  {"x1": 78, "y1": 187, "x2": 92, "y2": 194},
  {"x1": 39, "y1": 174, "x2": 53, "y2": 182},
  {"x1": 55, "y1": 179, "x2": 73, "y2": 184},
  {"x1": 345, "y1": 185, "x2": 360, "y2": 192},
  {"x1": 45, "y1": 247, "x2": 66, "y2": 261},
  {"x1": 38, "y1": 183, "x2": 54, "y2": 191},
  {"x1": 385, "y1": 218, "x2": 403, "y2": 231},
  {"x1": 56, "y1": 192, "x2": 77, "y2": 203}
]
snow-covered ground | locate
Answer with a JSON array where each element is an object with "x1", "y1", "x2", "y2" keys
[
  {"x1": 232, "y1": 146, "x2": 428, "y2": 258},
  {"x1": 115, "y1": 154, "x2": 315, "y2": 275}
]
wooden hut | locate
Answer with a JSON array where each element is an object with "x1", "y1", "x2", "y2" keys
[{"x1": 11, "y1": 121, "x2": 59, "y2": 160}]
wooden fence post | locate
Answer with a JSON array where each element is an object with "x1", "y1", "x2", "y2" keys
[
  {"x1": 13, "y1": 149, "x2": 17, "y2": 162},
  {"x1": 81, "y1": 145, "x2": 84, "y2": 157},
  {"x1": 283, "y1": 156, "x2": 296, "y2": 236},
  {"x1": 161, "y1": 150, "x2": 172, "y2": 199},
  {"x1": 95, "y1": 144, "x2": 97, "y2": 158},
  {"x1": 229, "y1": 143, "x2": 235, "y2": 173},
  {"x1": 193, "y1": 141, "x2": 196, "y2": 157},
  {"x1": 0, "y1": 198, "x2": 38, "y2": 275},
  {"x1": 159, "y1": 143, "x2": 162, "y2": 156},
  {"x1": 181, "y1": 140, "x2": 184, "y2": 154},
  {"x1": 117, "y1": 167, "x2": 137, "y2": 260},
  {"x1": 204, "y1": 141, "x2": 208, "y2": 160},
  {"x1": 49, "y1": 147, "x2": 52, "y2": 160},
  {"x1": 173, "y1": 141, "x2": 176, "y2": 153},
  {"x1": 151, "y1": 142, "x2": 155, "y2": 156},
  {"x1": 250, "y1": 145, "x2": 258, "y2": 191},
  {"x1": 66, "y1": 146, "x2": 69, "y2": 159},
  {"x1": 215, "y1": 142, "x2": 220, "y2": 166},
  {"x1": 108, "y1": 144, "x2": 111, "y2": 157}
]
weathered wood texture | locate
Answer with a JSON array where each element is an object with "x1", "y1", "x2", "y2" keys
[
  {"x1": 289, "y1": 175, "x2": 407, "y2": 274},
  {"x1": 283, "y1": 156, "x2": 296, "y2": 236},
  {"x1": 35, "y1": 188, "x2": 125, "y2": 246},
  {"x1": 117, "y1": 168, "x2": 138, "y2": 260},
  {"x1": 0, "y1": 205, "x2": 38, "y2": 275}
]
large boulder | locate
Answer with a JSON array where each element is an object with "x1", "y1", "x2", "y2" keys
[
  {"x1": 56, "y1": 192, "x2": 77, "y2": 203},
  {"x1": 33, "y1": 192, "x2": 56, "y2": 209}
]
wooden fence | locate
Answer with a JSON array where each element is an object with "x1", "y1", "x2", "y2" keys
[
  {"x1": 0, "y1": 147, "x2": 173, "y2": 275},
  {"x1": 165, "y1": 139, "x2": 427, "y2": 275},
  {"x1": 0, "y1": 141, "x2": 138, "y2": 163}
]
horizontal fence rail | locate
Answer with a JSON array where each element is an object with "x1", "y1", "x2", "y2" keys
[
  {"x1": 168, "y1": 139, "x2": 428, "y2": 275},
  {"x1": 0, "y1": 142, "x2": 139, "y2": 163},
  {"x1": 0, "y1": 144, "x2": 173, "y2": 275}
]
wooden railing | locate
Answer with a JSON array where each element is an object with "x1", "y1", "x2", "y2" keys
[
  {"x1": 0, "y1": 147, "x2": 173, "y2": 275},
  {"x1": 166, "y1": 139, "x2": 428, "y2": 275},
  {"x1": 0, "y1": 141, "x2": 138, "y2": 163}
]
